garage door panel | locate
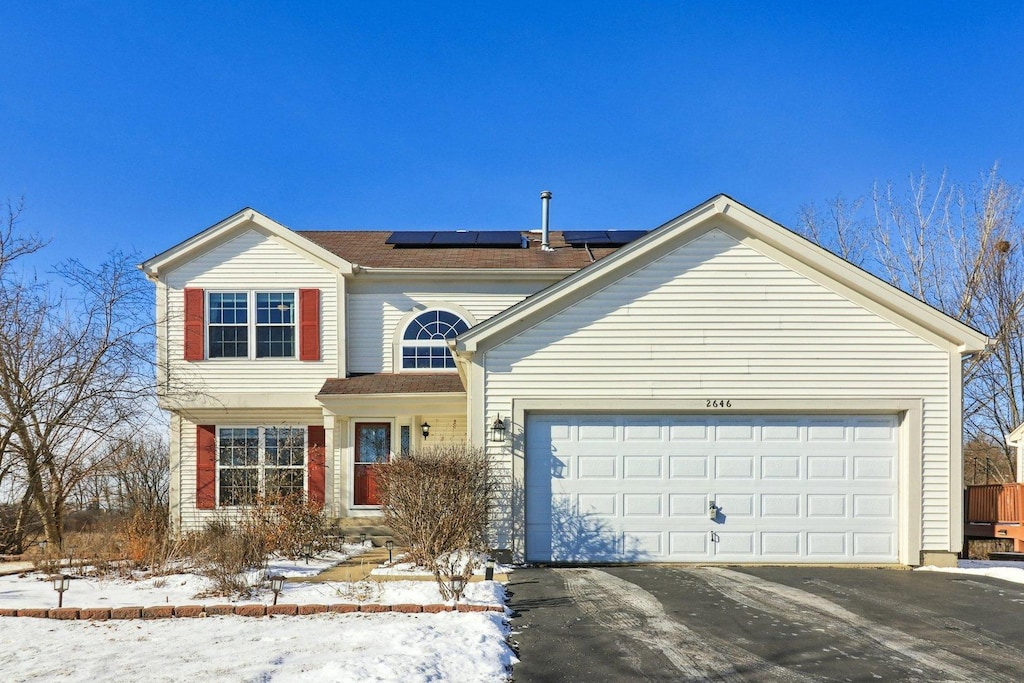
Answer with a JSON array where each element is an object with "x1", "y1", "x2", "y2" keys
[
  {"x1": 669, "y1": 531, "x2": 708, "y2": 555},
  {"x1": 715, "y1": 456, "x2": 755, "y2": 479},
  {"x1": 715, "y1": 494, "x2": 754, "y2": 517},
  {"x1": 623, "y1": 456, "x2": 662, "y2": 478},
  {"x1": 670, "y1": 456, "x2": 708, "y2": 478},
  {"x1": 807, "y1": 456, "x2": 847, "y2": 479},
  {"x1": 525, "y1": 414, "x2": 899, "y2": 564},
  {"x1": 761, "y1": 532, "x2": 801, "y2": 555},
  {"x1": 761, "y1": 494, "x2": 800, "y2": 517},
  {"x1": 578, "y1": 493, "x2": 617, "y2": 516},
  {"x1": 623, "y1": 493, "x2": 662, "y2": 516},
  {"x1": 807, "y1": 532, "x2": 847, "y2": 556},
  {"x1": 761, "y1": 456, "x2": 800, "y2": 479},
  {"x1": 670, "y1": 493, "x2": 708, "y2": 516},
  {"x1": 577, "y1": 456, "x2": 614, "y2": 479},
  {"x1": 670, "y1": 423, "x2": 710, "y2": 441}
]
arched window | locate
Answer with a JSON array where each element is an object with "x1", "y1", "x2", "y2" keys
[{"x1": 401, "y1": 309, "x2": 469, "y2": 369}]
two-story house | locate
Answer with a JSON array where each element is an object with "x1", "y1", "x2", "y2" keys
[{"x1": 141, "y1": 194, "x2": 988, "y2": 567}]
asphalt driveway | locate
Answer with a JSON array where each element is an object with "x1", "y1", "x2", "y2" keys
[{"x1": 508, "y1": 565, "x2": 1024, "y2": 682}]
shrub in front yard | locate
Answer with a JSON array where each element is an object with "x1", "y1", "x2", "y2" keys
[{"x1": 376, "y1": 444, "x2": 491, "y2": 595}]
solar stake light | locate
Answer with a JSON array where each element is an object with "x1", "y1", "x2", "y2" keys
[
  {"x1": 51, "y1": 574, "x2": 71, "y2": 608},
  {"x1": 302, "y1": 542, "x2": 312, "y2": 565},
  {"x1": 450, "y1": 575, "x2": 467, "y2": 609},
  {"x1": 359, "y1": 533, "x2": 367, "y2": 545},
  {"x1": 385, "y1": 539, "x2": 394, "y2": 563},
  {"x1": 268, "y1": 575, "x2": 285, "y2": 606}
]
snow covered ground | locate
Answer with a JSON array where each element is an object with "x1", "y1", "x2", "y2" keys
[
  {"x1": 0, "y1": 612, "x2": 515, "y2": 682},
  {"x1": 0, "y1": 549, "x2": 516, "y2": 682},
  {"x1": 915, "y1": 558, "x2": 1024, "y2": 585},
  {"x1": 0, "y1": 547, "x2": 505, "y2": 608}
]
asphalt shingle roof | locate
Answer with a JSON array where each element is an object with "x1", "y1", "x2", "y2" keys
[
  {"x1": 319, "y1": 373, "x2": 466, "y2": 395},
  {"x1": 296, "y1": 230, "x2": 619, "y2": 269}
]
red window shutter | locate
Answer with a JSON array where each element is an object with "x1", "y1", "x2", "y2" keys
[
  {"x1": 196, "y1": 425, "x2": 217, "y2": 510},
  {"x1": 307, "y1": 425, "x2": 326, "y2": 507},
  {"x1": 183, "y1": 288, "x2": 205, "y2": 361},
  {"x1": 299, "y1": 288, "x2": 320, "y2": 361}
]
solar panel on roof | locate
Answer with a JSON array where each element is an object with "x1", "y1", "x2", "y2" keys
[
  {"x1": 475, "y1": 231, "x2": 523, "y2": 246},
  {"x1": 430, "y1": 231, "x2": 477, "y2": 245},
  {"x1": 604, "y1": 230, "x2": 648, "y2": 246},
  {"x1": 562, "y1": 231, "x2": 609, "y2": 244},
  {"x1": 562, "y1": 230, "x2": 649, "y2": 247},
  {"x1": 386, "y1": 231, "x2": 436, "y2": 246}
]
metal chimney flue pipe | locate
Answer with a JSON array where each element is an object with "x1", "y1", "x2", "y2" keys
[{"x1": 540, "y1": 190, "x2": 553, "y2": 252}]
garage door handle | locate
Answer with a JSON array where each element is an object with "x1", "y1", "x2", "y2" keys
[{"x1": 710, "y1": 531, "x2": 719, "y2": 543}]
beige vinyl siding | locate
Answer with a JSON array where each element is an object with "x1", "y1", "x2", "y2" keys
[
  {"x1": 163, "y1": 230, "x2": 338, "y2": 402},
  {"x1": 347, "y1": 280, "x2": 546, "y2": 373},
  {"x1": 483, "y1": 229, "x2": 954, "y2": 551}
]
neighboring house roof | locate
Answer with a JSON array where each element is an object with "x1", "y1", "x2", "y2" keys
[
  {"x1": 318, "y1": 373, "x2": 466, "y2": 395},
  {"x1": 455, "y1": 194, "x2": 991, "y2": 356},
  {"x1": 297, "y1": 230, "x2": 618, "y2": 270}
]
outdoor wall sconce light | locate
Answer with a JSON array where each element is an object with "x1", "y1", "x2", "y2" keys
[
  {"x1": 490, "y1": 416, "x2": 507, "y2": 442},
  {"x1": 51, "y1": 574, "x2": 71, "y2": 608},
  {"x1": 302, "y1": 542, "x2": 312, "y2": 565},
  {"x1": 450, "y1": 575, "x2": 466, "y2": 609},
  {"x1": 421, "y1": 422, "x2": 431, "y2": 439},
  {"x1": 484, "y1": 557, "x2": 495, "y2": 581},
  {"x1": 385, "y1": 539, "x2": 394, "y2": 563},
  {"x1": 268, "y1": 574, "x2": 285, "y2": 606}
]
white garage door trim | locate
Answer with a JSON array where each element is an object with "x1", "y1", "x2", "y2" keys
[{"x1": 523, "y1": 411, "x2": 906, "y2": 564}]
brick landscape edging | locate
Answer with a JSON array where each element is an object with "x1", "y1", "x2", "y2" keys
[{"x1": 0, "y1": 603, "x2": 505, "y2": 620}]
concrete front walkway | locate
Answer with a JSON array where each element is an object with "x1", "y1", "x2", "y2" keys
[{"x1": 291, "y1": 547, "x2": 509, "y2": 583}]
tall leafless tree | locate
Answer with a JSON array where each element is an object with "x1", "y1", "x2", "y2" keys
[
  {"x1": 800, "y1": 165, "x2": 1024, "y2": 480},
  {"x1": 0, "y1": 199, "x2": 155, "y2": 548}
]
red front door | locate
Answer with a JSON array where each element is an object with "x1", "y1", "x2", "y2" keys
[{"x1": 354, "y1": 423, "x2": 391, "y2": 506}]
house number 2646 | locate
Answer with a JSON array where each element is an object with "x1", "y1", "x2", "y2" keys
[{"x1": 706, "y1": 399, "x2": 732, "y2": 408}]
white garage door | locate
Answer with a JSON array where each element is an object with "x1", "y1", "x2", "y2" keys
[{"x1": 525, "y1": 414, "x2": 899, "y2": 564}]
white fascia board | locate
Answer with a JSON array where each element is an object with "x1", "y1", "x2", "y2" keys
[
  {"x1": 456, "y1": 194, "x2": 990, "y2": 355},
  {"x1": 139, "y1": 208, "x2": 353, "y2": 279}
]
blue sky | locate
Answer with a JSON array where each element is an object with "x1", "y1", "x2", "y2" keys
[{"x1": 2, "y1": 2, "x2": 1023, "y2": 267}]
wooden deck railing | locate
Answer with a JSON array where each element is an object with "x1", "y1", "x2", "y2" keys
[{"x1": 965, "y1": 483, "x2": 1024, "y2": 524}]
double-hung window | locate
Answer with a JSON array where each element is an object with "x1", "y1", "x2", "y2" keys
[
  {"x1": 217, "y1": 426, "x2": 306, "y2": 505},
  {"x1": 208, "y1": 291, "x2": 295, "y2": 359}
]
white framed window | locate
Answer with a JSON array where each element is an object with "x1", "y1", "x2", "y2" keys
[
  {"x1": 217, "y1": 426, "x2": 306, "y2": 506},
  {"x1": 400, "y1": 309, "x2": 469, "y2": 370},
  {"x1": 208, "y1": 291, "x2": 296, "y2": 359}
]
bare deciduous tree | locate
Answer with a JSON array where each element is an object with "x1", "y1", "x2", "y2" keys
[
  {"x1": 800, "y1": 165, "x2": 1024, "y2": 480},
  {"x1": 0, "y1": 200, "x2": 155, "y2": 548}
]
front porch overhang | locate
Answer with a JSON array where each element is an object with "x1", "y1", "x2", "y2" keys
[{"x1": 315, "y1": 373, "x2": 467, "y2": 416}]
